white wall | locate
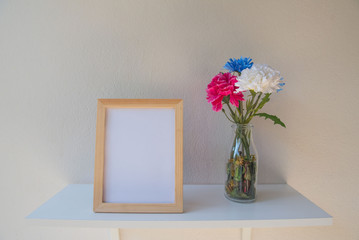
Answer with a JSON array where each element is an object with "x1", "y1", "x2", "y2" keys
[{"x1": 1, "y1": 0, "x2": 358, "y2": 239}]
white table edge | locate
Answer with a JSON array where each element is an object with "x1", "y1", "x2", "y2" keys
[{"x1": 26, "y1": 217, "x2": 332, "y2": 229}]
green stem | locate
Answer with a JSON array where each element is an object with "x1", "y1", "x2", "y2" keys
[
  {"x1": 222, "y1": 109, "x2": 236, "y2": 123},
  {"x1": 236, "y1": 107, "x2": 243, "y2": 122},
  {"x1": 246, "y1": 92, "x2": 262, "y2": 122},
  {"x1": 226, "y1": 102, "x2": 239, "y2": 122},
  {"x1": 241, "y1": 135, "x2": 251, "y2": 160},
  {"x1": 242, "y1": 135, "x2": 251, "y2": 160},
  {"x1": 252, "y1": 92, "x2": 262, "y2": 110},
  {"x1": 243, "y1": 93, "x2": 256, "y2": 122},
  {"x1": 237, "y1": 126, "x2": 251, "y2": 160},
  {"x1": 239, "y1": 101, "x2": 244, "y2": 123}
]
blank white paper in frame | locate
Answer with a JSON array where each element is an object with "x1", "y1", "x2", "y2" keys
[{"x1": 103, "y1": 108, "x2": 176, "y2": 204}]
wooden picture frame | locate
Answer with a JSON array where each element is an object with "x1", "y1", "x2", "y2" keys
[{"x1": 93, "y1": 99, "x2": 183, "y2": 213}]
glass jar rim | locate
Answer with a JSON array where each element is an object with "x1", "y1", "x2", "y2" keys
[{"x1": 231, "y1": 123, "x2": 254, "y2": 128}]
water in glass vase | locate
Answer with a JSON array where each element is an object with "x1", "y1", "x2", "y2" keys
[{"x1": 225, "y1": 124, "x2": 258, "y2": 203}]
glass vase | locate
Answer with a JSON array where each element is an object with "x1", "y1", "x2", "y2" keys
[{"x1": 225, "y1": 124, "x2": 258, "y2": 203}]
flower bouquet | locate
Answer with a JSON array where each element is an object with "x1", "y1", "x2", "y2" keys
[{"x1": 206, "y1": 57, "x2": 286, "y2": 202}]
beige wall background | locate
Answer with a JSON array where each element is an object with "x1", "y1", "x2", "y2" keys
[{"x1": 1, "y1": 0, "x2": 358, "y2": 239}]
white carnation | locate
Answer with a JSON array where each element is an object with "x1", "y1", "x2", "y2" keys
[{"x1": 235, "y1": 64, "x2": 283, "y2": 93}]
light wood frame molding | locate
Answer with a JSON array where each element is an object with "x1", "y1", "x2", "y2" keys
[{"x1": 93, "y1": 99, "x2": 183, "y2": 213}]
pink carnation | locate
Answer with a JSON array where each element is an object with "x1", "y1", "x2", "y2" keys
[{"x1": 206, "y1": 72, "x2": 245, "y2": 112}]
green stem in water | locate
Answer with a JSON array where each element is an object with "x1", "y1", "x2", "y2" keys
[{"x1": 236, "y1": 126, "x2": 251, "y2": 160}]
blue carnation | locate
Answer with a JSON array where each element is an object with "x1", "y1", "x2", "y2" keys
[{"x1": 223, "y1": 57, "x2": 253, "y2": 72}]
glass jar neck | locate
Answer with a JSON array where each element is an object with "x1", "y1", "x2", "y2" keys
[{"x1": 231, "y1": 123, "x2": 253, "y2": 131}]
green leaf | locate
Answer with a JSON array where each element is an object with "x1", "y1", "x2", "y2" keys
[
  {"x1": 253, "y1": 113, "x2": 286, "y2": 128},
  {"x1": 256, "y1": 93, "x2": 271, "y2": 110}
]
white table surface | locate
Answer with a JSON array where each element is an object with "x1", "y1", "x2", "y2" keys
[{"x1": 26, "y1": 184, "x2": 332, "y2": 228}]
